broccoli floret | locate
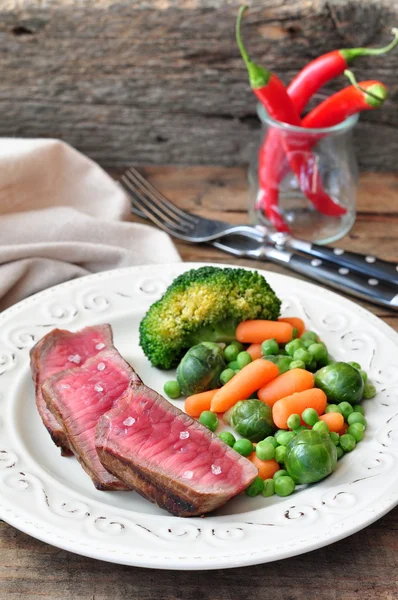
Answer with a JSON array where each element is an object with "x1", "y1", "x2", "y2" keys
[{"x1": 139, "y1": 266, "x2": 281, "y2": 369}]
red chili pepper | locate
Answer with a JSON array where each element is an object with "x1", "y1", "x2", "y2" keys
[
  {"x1": 288, "y1": 29, "x2": 398, "y2": 114},
  {"x1": 237, "y1": 6, "x2": 346, "y2": 228},
  {"x1": 303, "y1": 76, "x2": 388, "y2": 128},
  {"x1": 236, "y1": 7, "x2": 301, "y2": 126},
  {"x1": 272, "y1": 76, "x2": 388, "y2": 188}
]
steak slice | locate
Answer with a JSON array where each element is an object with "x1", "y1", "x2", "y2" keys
[
  {"x1": 95, "y1": 384, "x2": 258, "y2": 516},
  {"x1": 42, "y1": 349, "x2": 140, "y2": 490},
  {"x1": 30, "y1": 324, "x2": 114, "y2": 455}
]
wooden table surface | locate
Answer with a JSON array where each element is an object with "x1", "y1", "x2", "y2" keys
[{"x1": 1, "y1": 166, "x2": 397, "y2": 600}]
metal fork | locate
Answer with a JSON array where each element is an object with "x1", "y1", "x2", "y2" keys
[
  {"x1": 119, "y1": 167, "x2": 266, "y2": 243},
  {"x1": 122, "y1": 167, "x2": 398, "y2": 286}
]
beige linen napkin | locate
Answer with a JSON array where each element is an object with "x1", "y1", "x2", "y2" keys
[{"x1": 0, "y1": 138, "x2": 181, "y2": 311}]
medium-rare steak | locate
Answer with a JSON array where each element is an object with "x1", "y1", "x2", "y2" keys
[
  {"x1": 42, "y1": 349, "x2": 140, "y2": 490},
  {"x1": 30, "y1": 324, "x2": 114, "y2": 455},
  {"x1": 96, "y1": 384, "x2": 258, "y2": 516}
]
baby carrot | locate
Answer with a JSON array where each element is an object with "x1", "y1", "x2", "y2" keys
[
  {"x1": 258, "y1": 368, "x2": 314, "y2": 407},
  {"x1": 248, "y1": 454, "x2": 280, "y2": 480},
  {"x1": 185, "y1": 389, "x2": 219, "y2": 417},
  {"x1": 246, "y1": 343, "x2": 263, "y2": 360},
  {"x1": 337, "y1": 422, "x2": 349, "y2": 437},
  {"x1": 272, "y1": 388, "x2": 327, "y2": 429},
  {"x1": 319, "y1": 412, "x2": 345, "y2": 433},
  {"x1": 210, "y1": 359, "x2": 279, "y2": 413},
  {"x1": 236, "y1": 320, "x2": 294, "y2": 344},
  {"x1": 278, "y1": 317, "x2": 305, "y2": 337}
]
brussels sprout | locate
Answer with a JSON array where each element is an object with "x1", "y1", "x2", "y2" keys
[
  {"x1": 284, "y1": 429, "x2": 337, "y2": 484},
  {"x1": 225, "y1": 399, "x2": 275, "y2": 442},
  {"x1": 264, "y1": 354, "x2": 294, "y2": 374},
  {"x1": 176, "y1": 342, "x2": 226, "y2": 396},
  {"x1": 314, "y1": 362, "x2": 364, "y2": 405}
]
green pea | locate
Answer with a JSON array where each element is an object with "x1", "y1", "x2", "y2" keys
[
  {"x1": 274, "y1": 445, "x2": 287, "y2": 463},
  {"x1": 228, "y1": 360, "x2": 239, "y2": 370},
  {"x1": 353, "y1": 405, "x2": 365, "y2": 415},
  {"x1": 233, "y1": 438, "x2": 254, "y2": 457},
  {"x1": 336, "y1": 446, "x2": 344, "y2": 459},
  {"x1": 289, "y1": 359, "x2": 306, "y2": 370},
  {"x1": 287, "y1": 413, "x2": 301, "y2": 430},
  {"x1": 325, "y1": 404, "x2": 343, "y2": 414},
  {"x1": 223, "y1": 343, "x2": 240, "y2": 363},
  {"x1": 300, "y1": 331, "x2": 319, "y2": 342},
  {"x1": 359, "y1": 370, "x2": 368, "y2": 383},
  {"x1": 275, "y1": 431, "x2": 295, "y2": 446},
  {"x1": 293, "y1": 348, "x2": 313, "y2": 365},
  {"x1": 262, "y1": 478, "x2": 275, "y2": 497},
  {"x1": 219, "y1": 368, "x2": 235, "y2": 386},
  {"x1": 261, "y1": 338, "x2": 279, "y2": 356},
  {"x1": 338, "y1": 401, "x2": 354, "y2": 421},
  {"x1": 348, "y1": 361, "x2": 361, "y2": 370},
  {"x1": 256, "y1": 441, "x2": 275, "y2": 461},
  {"x1": 273, "y1": 469, "x2": 288, "y2": 479},
  {"x1": 312, "y1": 420, "x2": 329, "y2": 434},
  {"x1": 274, "y1": 475, "x2": 296, "y2": 497},
  {"x1": 264, "y1": 435, "x2": 279, "y2": 448},
  {"x1": 339, "y1": 433, "x2": 356, "y2": 452},
  {"x1": 245, "y1": 476, "x2": 264, "y2": 497},
  {"x1": 236, "y1": 351, "x2": 252, "y2": 369},
  {"x1": 285, "y1": 339, "x2": 304, "y2": 357},
  {"x1": 348, "y1": 423, "x2": 365, "y2": 442},
  {"x1": 231, "y1": 341, "x2": 245, "y2": 353},
  {"x1": 302, "y1": 339, "x2": 316, "y2": 349},
  {"x1": 163, "y1": 380, "x2": 181, "y2": 399},
  {"x1": 347, "y1": 412, "x2": 367, "y2": 427},
  {"x1": 293, "y1": 425, "x2": 308, "y2": 433},
  {"x1": 330, "y1": 432, "x2": 340, "y2": 446},
  {"x1": 302, "y1": 408, "x2": 319, "y2": 426},
  {"x1": 308, "y1": 343, "x2": 329, "y2": 366},
  {"x1": 363, "y1": 383, "x2": 376, "y2": 399},
  {"x1": 218, "y1": 431, "x2": 236, "y2": 447},
  {"x1": 199, "y1": 411, "x2": 219, "y2": 432}
]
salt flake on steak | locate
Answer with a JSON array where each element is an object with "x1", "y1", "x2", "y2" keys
[{"x1": 68, "y1": 354, "x2": 81, "y2": 364}]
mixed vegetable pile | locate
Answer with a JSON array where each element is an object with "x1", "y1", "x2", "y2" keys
[
  {"x1": 139, "y1": 266, "x2": 376, "y2": 501},
  {"x1": 236, "y1": 6, "x2": 398, "y2": 232}
]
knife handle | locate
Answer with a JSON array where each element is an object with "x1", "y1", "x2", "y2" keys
[
  {"x1": 291, "y1": 240, "x2": 398, "y2": 285},
  {"x1": 285, "y1": 252, "x2": 398, "y2": 310}
]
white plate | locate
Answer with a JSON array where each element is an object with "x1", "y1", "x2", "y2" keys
[{"x1": 0, "y1": 262, "x2": 397, "y2": 571}]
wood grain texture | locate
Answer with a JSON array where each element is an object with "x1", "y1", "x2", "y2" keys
[
  {"x1": 0, "y1": 165, "x2": 397, "y2": 599},
  {"x1": 0, "y1": 0, "x2": 397, "y2": 169}
]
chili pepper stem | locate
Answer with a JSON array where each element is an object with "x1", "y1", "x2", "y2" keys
[
  {"x1": 344, "y1": 69, "x2": 388, "y2": 106},
  {"x1": 236, "y1": 5, "x2": 271, "y2": 89},
  {"x1": 341, "y1": 28, "x2": 398, "y2": 62}
]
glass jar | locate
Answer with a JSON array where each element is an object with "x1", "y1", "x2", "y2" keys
[{"x1": 248, "y1": 104, "x2": 359, "y2": 244}]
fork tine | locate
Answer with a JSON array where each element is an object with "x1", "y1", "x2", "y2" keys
[
  {"x1": 124, "y1": 168, "x2": 198, "y2": 225},
  {"x1": 121, "y1": 173, "x2": 182, "y2": 228},
  {"x1": 128, "y1": 193, "x2": 194, "y2": 240},
  {"x1": 122, "y1": 172, "x2": 194, "y2": 232},
  {"x1": 120, "y1": 176, "x2": 192, "y2": 235}
]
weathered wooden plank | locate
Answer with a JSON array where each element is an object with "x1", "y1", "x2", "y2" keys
[{"x1": 0, "y1": 0, "x2": 397, "y2": 169}]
